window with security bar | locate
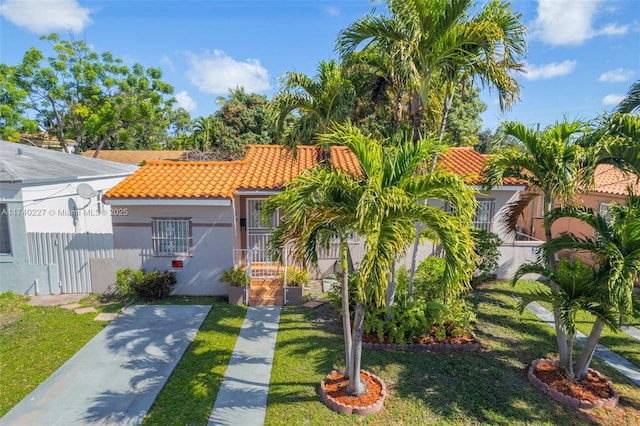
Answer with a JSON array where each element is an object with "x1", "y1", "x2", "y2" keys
[
  {"x1": 598, "y1": 202, "x2": 613, "y2": 225},
  {"x1": 445, "y1": 199, "x2": 495, "y2": 232},
  {"x1": 152, "y1": 218, "x2": 192, "y2": 256}
]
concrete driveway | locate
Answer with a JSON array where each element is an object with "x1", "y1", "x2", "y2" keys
[{"x1": 0, "y1": 304, "x2": 210, "y2": 426}]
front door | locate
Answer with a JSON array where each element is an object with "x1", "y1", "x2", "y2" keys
[{"x1": 246, "y1": 198, "x2": 279, "y2": 265}]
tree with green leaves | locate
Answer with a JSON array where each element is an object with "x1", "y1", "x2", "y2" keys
[
  {"x1": 483, "y1": 119, "x2": 590, "y2": 369},
  {"x1": 0, "y1": 64, "x2": 38, "y2": 141},
  {"x1": 513, "y1": 194, "x2": 640, "y2": 380},
  {"x1": 616, "y1": 80, "x2": 640, "y2": 114},
  {"x1": 271, "y1": 60, "x2": 355, "y2": 154},
  {"x1": 337, "y1": 0, "x2": 526, "y2": 140},
  {"x1": 263, "y1": 123, "x2": 476, "y2": 395}
]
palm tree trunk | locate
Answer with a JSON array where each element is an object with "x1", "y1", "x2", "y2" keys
[
  {"x1": 347, "y1": 300, "x2": 366, "y2": 396},
  {"x1": 574, "y1": 319, "x2": 605, "y2": 379},
  {"x1": 543, "y1": 193, "x2": 570, "y2": 368},
  {"x1": 385, "y1": 262, "x2": 396, "y2": 320},
  {"x1": 408, "y1": 222, "x2": 423, "y2": 297},
  {"x1": 567, "y1": 333, "x2": 575, "y2": 380},
  {"x1": 340, "y1": 241, "x2": 353, "y2": 378}
]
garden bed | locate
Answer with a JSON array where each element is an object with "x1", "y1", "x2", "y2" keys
[
  {"x1": 528, "y1": 358, "x2": 619, "y2": 410},
  {"x1": 319, "y1": 370, "x2": 386, "y2": 416},
  {"x1": 361, "y1": 330, "x2": 480, "y2": 352}
]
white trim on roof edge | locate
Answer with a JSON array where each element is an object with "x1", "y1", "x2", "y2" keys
[
  {"x1": 235, "y1": 190, "x2": 281, "y2": 196},
  {"x1": 470, "y1": 185, "x2": 526, "y2": 191},
  {"x1": 105, "y1": 198, "x2": 231, "y2": 206}
]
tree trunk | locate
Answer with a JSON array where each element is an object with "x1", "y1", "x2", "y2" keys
[
  {"x1": 566, "y1": 332, "x2": 575, "y2": 380},
  {"x1": 340, "y1": 241, "x2": 353, "y2": 378},
  {"x1": 347, "y1": 300, "x2": 366, "y2": 396},
  {"x1": 409, "y1": 89, "x2": 423, "y2": 142},
  {"x1": 92, "y1": 128, "x2": 119, "y2": 158},
  {"x1": 574, "y1": 319, "x2": 605, "y2": 380},
  {"x1": 543, "y1": 193, "x2": 570, "y2": 368},
  {"x1": 408, "y1": 222, "x2": 423, "y2": 297},
  {"x1": 385, "y1": 262, "x2": 396, "y2": 320},
  {"x1": 437, "y1": 89, "x2": 455, "y2": 142}
]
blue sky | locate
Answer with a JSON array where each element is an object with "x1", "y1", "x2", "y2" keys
[{"x1": 1, "y1": 0, "x2": 638, "y2": 131}]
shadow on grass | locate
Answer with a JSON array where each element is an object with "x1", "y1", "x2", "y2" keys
[{"x1": 266, "y1": 285, "x2": 635, "y2": 425}]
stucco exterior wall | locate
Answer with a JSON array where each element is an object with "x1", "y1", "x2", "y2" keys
[{"x1": 105, "y1": 204, "x2": 235, "y2": 296}]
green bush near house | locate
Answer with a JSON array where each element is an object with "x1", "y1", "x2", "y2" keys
[
  {"x1": 220, "y1": 265, "x2": 247, "y2": 287},
  {"x1": 114, "y1": 268, "x2": 176, "y2": 301},
  {"x1": 281, "y1": 267, "x2": 309, "y2": 287}
]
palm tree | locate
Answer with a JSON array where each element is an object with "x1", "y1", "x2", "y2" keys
[
  {"x1": 512, "y1": 259, "x2": 615, "y2": 380},
  {"x1": 191, "y1": 116, "x2": 219, "y2": 151},
  {"x1": 541, "y1": 196, "x2": 640, "y2": 379},
  {"x1": 615, "y1": 80, "x2": 640, "y2": 114},
  {"x1": 263, "y1": 123, "x2": 477, "y2": 396},
  {"x1": 590, "y1": 112, "x2": 640, "y2": 178},
  {"x1": 483, "y1": 119, "x2": 590, "y2": 369},
  {"x1": 336, "y1": 0, "x2": 526, "y2": 140},
  {"x1": 271, "y1": 60, "x2": 355, "y2": 154}
]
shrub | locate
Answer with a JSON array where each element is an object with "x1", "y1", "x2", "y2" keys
[
  {"x1": 282, "y1": 267, "x2": 309, "y2": 287},
  {"x1": 114, "y1": 268, "x2": 176, "y2": 301},
  {"x1": 413, "y1": 256, "x2": 446, "y2": 299},
  {"x1": 220, "y1": 265, "x2": 247, "y2": 287},
  {"x1": 115, "y1": 268, "x2": 145, "y2": 299},
  {"x1": 471, "y1": 227, "x2": 501, "y2": 284}
]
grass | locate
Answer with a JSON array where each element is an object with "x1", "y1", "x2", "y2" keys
[
  {"x1": 0, "y1": 292, "x2": 116, "y2": 416},
  {"x1": 265, "y1": 281, "x2": 640, "y2": 425},
  {"x1": 142, "y1": 301, "x2": 246, "y2": 425},
  {"x1": 513, "y1": 280, "x2": 640, "y2": 369}
]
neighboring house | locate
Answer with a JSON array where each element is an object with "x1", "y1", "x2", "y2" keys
[
  {"x1": 81, "y1": 150, "x2": 187, "y2": 164},
  {"x1": 0, "y1": 141, "x2": 138, "y2": 295},
  {"x1": 517, "y1": 164, "x2": 640, "y2": 241},
  {"x1": 101, "y1": 145, "x2": 538, "y2": 298}
]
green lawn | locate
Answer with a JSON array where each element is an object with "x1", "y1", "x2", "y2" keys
[
  {"x1": 142, "y1": 302, "x2": 246, "y2": 425},
  {"x1": 0, "y1": 292, "x2": 116, "y2": 416},
  {"x1": 265, "y1": 281, "x2": 640, "y2": 426}
]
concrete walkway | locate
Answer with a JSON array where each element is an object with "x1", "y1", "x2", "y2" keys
[
  {"x1": 523, "y1": 300, "x2": 640, "y2": 387},
  {"x1": 208, "y1": 306, "x2": 281, "y2": 426},
  {"x1": 0, "y1": 305, "x2": 210, "y2": 426}
]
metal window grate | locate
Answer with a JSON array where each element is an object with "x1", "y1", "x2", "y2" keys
[
  {"x1": 152, "y1": 218, "x2": 191, "y2": 255},
  {"x1": 473, "y1": 199, "x2": 495, "y2": 232}
]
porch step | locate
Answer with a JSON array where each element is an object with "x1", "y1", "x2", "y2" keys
[
  {"x1": 250, "y1": 278, "x2": 284, "y2": 288},
  {"x1": 250, "y1": 288, "x2": 283, "y2": 298},
  {"x1": 248, "y1": 278, "x2": 285, "y2": 306}
]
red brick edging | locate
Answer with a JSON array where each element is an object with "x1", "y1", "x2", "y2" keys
[
  {"x1": 527, "y1": 358, "x2": 619, "y2": 410},
  {"x1": 361, "y1": 333, "x2": 480, "y2": 353},
  {"x1": 319, "y1": 370, "x2": 386, "y2": 416}
]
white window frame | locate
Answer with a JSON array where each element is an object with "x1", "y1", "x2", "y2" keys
[
  {"x1": 474, "y1": 199, "x2": 495, "y2": 232},
  {"x1": 0, "y1": 203, "x2": 12, "y2": 255},
  {"x1": 598, "y1": 202, "x2": 613, "y2": 224},
  {"x1": 152, "y1": 217, "x2": 192, "y2": 256}
]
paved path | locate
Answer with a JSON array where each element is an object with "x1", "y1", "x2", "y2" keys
[
  {"x1": 0, "y1": 305, "x2": 210, "y2": 426},
  {"x1": 522, "y1": 300, "x2": 640, "y2": 387},
  {"x1": 208, "y1": 306, "x2": 281, "y2": 426}
]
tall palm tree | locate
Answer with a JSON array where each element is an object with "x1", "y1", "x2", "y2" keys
[
  {"x1": 263, "y1": 123, "x2": 477, "y2": 396},
  {"x1": 615, "y1": 80, "x2": 640, "y2": 114},
  {"x1": 483, "y1": 119, "x2": 590, "y2": 369},
  {"x1": 541, "y1": 196, "x2": 640, "y2": 379},
  {"x1": 271, "y1": 60, "x2": 355, "y2": 154},
  {"x1": 336, "y1": 0, "x2": 526, "y2": 140}
]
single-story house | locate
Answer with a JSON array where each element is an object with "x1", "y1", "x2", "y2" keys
[
  {"x1": 100, "y1": 145, "x2": 539, "y2": 300},
  {"x1": 517, "y1": 164, "x2": 640, "y2": 241},
  {"x1": 0, "y1": 141, "x2": 138, "y2": 295}
]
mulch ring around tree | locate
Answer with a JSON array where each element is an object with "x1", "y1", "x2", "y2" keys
[
  {"x1": 319, "y1": 370, "x2": 386, "y2": 416},
  {"x1": 361, "y1": 331, "x2": 481, "y2": 352},
  {"x1": 528, "y1": 358, "x2": 619, "y2": 410}
]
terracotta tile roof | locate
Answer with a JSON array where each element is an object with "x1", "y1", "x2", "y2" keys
[
  {"x1": 593, "y1": 164, "x2": 640, "y2": 196},
  {"x1": 81, "y1": 150, "x2": 186, "y2": 164},
  {"x1": 439, "y1": 147, "x2": 523, "y2": 185},
  {"x1": 105, "y1": 145, "x2": 514, "y2": 200}
]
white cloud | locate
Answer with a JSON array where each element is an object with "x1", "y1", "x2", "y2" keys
[
  {"x1": 530, "y1": 0, "x2": 626, "y2": 46},
  {"x1": 324, "y1": 7, "x2": 340, "y2": 17},
  {"x1": 175, "y1": 91, "x2": 197, "y2": 113},
  {"x1": 0, "y1": 0, "x2": 92, "y2": 33},
  {"x1": 523, "y1": 60, "x2": 577, "y2": 80},
  {"x1": 186, "y1": 50, "x2": 271, "y2": 95},
  {"x1": 602, "y1": 94, "x2": 625, "y2": 106},
  {"x1": 161, "y1": 56, "x2": 175, "y2": 73},
  {"x1": 598, "y1": 68, "x2": 635, "y2": 83}
]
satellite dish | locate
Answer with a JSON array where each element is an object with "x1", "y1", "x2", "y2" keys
[{"x1": 77, "y1": 183, "x2": 97, "y2": 199}]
